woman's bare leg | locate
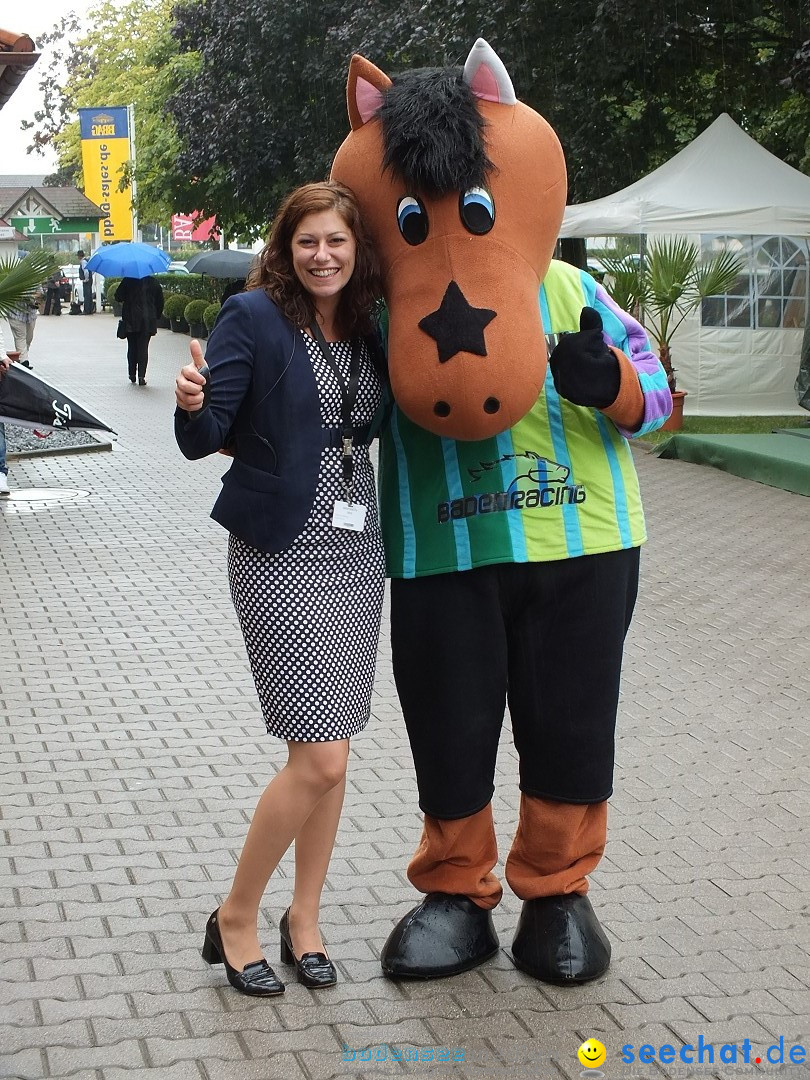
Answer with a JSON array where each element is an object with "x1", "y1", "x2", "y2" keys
[
  {"x1": 287, "y1": 774, "x2": 347, "y2": 955},
  {"x1": 216, "y1": 738, "x2": 349, "y2": 971}
]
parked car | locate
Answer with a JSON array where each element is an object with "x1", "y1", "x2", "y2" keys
[{"x1": 167, "y1": 261, "x2": 189, "y2": 274}]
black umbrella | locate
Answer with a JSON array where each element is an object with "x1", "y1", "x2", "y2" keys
[
  {"x1": 185, "y1": 249, "x2": 256, "y2": 277},
  {"x1": 0, "y1": 365, "x2": 115, "y2": 434}
]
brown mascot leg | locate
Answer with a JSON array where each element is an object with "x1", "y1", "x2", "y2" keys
[
  {"x1": 408, "y1": 805, "x2": 502, "y2": 908},
  {"x1": 380, "y1": 806, "x2": 501, "y2": 978},
  {"x1": 505, "y1": 795, "x2": 607, "y2": 897},
  {"x1": 507, "y1": 794, "x2": 611, "y2": 984}
]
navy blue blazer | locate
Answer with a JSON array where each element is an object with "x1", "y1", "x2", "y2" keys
[{"x1": 174, "y1": 289, "x2": 386, "y2": 553}]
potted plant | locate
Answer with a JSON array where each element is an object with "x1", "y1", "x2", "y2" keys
[
  {"x1": 184, "y1": 299, "x2": 209, "y2": 339},
  {"x1": 102, "y1": 276, "x2": 122, "y2": 314},
  {"x1": 164, "y1": 292, "x2": 191, "y2": 333},
  {"x1": 603, "y1": 238, "x2": 744, "y2": 430},
  {"x1": 0, "y1": 251, "x2": 58, "y2": 320},
  {"x1": 203, "y1": 302, "x2": 221, "y2": 334}
]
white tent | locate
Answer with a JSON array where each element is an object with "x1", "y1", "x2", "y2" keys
[{"x1": 560, "y1": 114, "x2": 810, "y2": 415}]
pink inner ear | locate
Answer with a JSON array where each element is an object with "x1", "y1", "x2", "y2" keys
[
  {"x1": 356, "y1": 76, "x2": 385, "y2": 123},
  {"x1": 468, "y1": 63, "x2": 501, "y2": 103}
]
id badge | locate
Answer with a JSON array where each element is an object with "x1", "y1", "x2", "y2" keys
[{"x1": 332, "y1": 500, "x2": 367, "y2": 532}]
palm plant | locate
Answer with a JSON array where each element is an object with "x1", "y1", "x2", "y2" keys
[
  {"x1": 603, "y1": 237, "x2": 745, "y2": 391},
  {"x1": 0, "y1": 251, "x2": 58, "y2": 320}
]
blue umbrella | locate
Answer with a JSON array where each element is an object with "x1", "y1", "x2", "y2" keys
[{"x1": 85, "y1": 242, "x2": 171, "y2": 279}]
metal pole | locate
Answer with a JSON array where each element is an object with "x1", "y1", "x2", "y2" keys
[{"x1": 128, "y1": 103, "x2": 140, "y2": 242}]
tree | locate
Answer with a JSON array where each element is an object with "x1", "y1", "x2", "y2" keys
[
  {"x1": 557, "y1": 0, "x2": 810, "y2": 201},
  {"x1": 23, "y1": 0, "x2": 192, "y2": 225},
  {"x1": 167, "y1": 0, "x2": 809, "y2": 235},
  {"x1": 168, "y1": 0, "x2": 350, "y2": 239}
]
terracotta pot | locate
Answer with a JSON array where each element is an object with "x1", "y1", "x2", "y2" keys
[{"x1": 661, "y1": 389, "x2": 687, "y2": 431}]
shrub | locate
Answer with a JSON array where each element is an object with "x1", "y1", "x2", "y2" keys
[
  {"x1": 164, "y1": 293, "x2": 191, "y2": 320},
  {"x1": 203, "y1": 302, "x2": 221, "y2": 330},
  {"x1": 154, "y1": 273, "x2": 219, "y2": 302},
  {"x1": 103, "y1": 276, "x2": 122, "y2": 304},
  {"x1": 184, "y1": 299, "x2": 209, "y2": 325}
]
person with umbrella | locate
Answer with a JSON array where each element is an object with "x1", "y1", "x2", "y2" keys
[
  {"x1": 115, "y1": 275, "x2": 165, "y2": 385},
  {"x1": 85, "y1": 242, "x2": 172, "y2": 387}
]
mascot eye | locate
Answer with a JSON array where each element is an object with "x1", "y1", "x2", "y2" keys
[
  {"x1": 459, "y1": 187, "x2": 495, "y2": 235},
  {"x1": 397, "y1": 196, "x2": 429, "y2": 246}
]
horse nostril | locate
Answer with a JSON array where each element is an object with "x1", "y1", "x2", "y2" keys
[
  {"x1": 483, "y1": 397, "x2": 500, "y2": 414},
  {"x1": 434, "y1": 401, "x2": 451, "y2": 417}
]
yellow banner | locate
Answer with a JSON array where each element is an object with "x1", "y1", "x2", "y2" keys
[{"x1": 79, "y1": 107, "x2": 133, "y2": 241}]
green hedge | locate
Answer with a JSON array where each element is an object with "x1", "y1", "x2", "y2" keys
[
  {"x1": 101, "y1": 274, "x2": 219, "y2": 304},
  {"x1": 184, "y1": 299, "x2": 209, "y2": 325},
  {"x1": 203, "y1": 302, "x2": 221, "y2": 330},
  {"x1": 103, "y1": 277, "x2": 121, "y2": 303},
  {"x1": 164, "y1": 293, "x2": 192, "y2": 320},
  {"x1": 155, "y1": 273, "x2": 219, "y2": 302}
]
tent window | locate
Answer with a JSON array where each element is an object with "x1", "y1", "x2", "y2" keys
[{"x1": 701, "y1": 235, "x2": 807, "y2": 330}]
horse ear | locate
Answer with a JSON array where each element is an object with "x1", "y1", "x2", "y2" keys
[
  {"x1": 347, "y1": 54, "x2": 392, "y2": 131},
  {"x1": 463, "y1": 38, "x2": 517, "y2": 105}
]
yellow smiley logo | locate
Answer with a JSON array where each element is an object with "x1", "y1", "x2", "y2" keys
[{"x1": 577, "y1": 1039, "x2": 607, "y2": 1068}]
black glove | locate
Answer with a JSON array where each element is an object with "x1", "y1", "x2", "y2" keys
[{"x1": 549, "y1": 307, "x2": 621, "y2": 409}]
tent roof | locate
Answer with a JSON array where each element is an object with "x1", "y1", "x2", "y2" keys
[{"x1": 560, "y1": 113, "x2": 810, "y2": 237}]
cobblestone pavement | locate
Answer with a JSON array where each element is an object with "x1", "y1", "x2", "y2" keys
[{"x1": 1, "y1": 312, "x2": 808, "y2": 1080}]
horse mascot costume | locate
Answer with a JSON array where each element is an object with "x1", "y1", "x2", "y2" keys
[{"x1": 332, "y1": 39, "x2": 672, "y2": 984}]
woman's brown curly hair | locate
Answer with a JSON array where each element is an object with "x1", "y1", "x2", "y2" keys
[{"x1": 246, "y1": 181, "x2": 381, "y2": 338}]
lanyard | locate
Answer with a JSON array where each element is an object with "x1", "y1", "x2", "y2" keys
[{"x1": 309, "y1": 321, "x2": 362, "y2": 499}]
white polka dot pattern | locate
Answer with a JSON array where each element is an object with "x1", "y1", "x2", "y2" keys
[{"x1": 228, "y1": 334, "x2": 385, "y2": 742}]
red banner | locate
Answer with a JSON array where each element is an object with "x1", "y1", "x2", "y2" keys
[{"x1": 171, "y1": 212, "x2": 218, "y2": 243}]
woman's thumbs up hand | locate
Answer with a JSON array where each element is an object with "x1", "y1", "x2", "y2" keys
[{"x1": 176, "y1": 338, "x2": 210, "y2": 412}]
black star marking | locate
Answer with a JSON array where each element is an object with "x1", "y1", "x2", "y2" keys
[{"x1": 418, "y1": 281, "x2": 497, "y2": 364}]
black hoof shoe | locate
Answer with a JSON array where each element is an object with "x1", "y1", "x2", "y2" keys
[
  {"x1": 511, "y1": 894, "x2": 610, "y2": 984},
  {"x1": 381, "y1": 892, "x2": 498, "y2": 979}
]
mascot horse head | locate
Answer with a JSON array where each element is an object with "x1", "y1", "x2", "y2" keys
[{"x1": 331, "y1": 39, "x2": 567, "y2": 440}]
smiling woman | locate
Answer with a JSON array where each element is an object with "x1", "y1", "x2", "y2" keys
[
  {"x1": 290, "y1": 210, "x2": 357, "y2": 319},
  {"x1": 246, "y1": 181, "x2": 379, "y2": 341},
  {"x1": 173, "y1": 181, "x2": 386, "y2": 998}
]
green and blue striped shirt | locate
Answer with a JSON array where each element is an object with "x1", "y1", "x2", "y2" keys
[{"x1": 379, "y1": 260, "x2": 671, "y2": 578}]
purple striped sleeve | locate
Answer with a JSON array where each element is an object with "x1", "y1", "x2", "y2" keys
[{"x1": 594, "y1": 283, "x2": 673, "y2": 438}]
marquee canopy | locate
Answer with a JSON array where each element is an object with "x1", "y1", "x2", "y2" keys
[{"x1": 560, "y1": 114, "x2": 810, "y2": 238}]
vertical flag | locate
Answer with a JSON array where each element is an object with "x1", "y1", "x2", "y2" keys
[{"x1": 78, "y1": 107, "x2": 133, "y2": 241}]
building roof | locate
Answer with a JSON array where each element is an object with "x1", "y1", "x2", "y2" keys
[
  {"x1": 0, "y1": 29, "x2": 39, "y2": 112},
  {"x1": 0, "y1": 175, "x2": 48, "y2": 187},
  {"x1": 0, "y1": 185, "x2": 104, "y2": 219},
  {"x1": 0, "y1": 216, "x2": 26, "y2": 242}
]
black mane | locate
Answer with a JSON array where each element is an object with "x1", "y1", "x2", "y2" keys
[{"x1": 379, "y1": 68, "x2": 493, "y2": 196}]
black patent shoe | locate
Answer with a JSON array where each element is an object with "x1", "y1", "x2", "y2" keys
[
  {"x1": 201, "y1": 909, "x2": 285, "y2": 996},
  {"x1": 381, "y1": 892, "x2": 499, "y2": 979},
  {"x1": 511, "y1": 894, "x2": 610, "y2": 984},
  {"x1": 279, "y1": 909, "x2": 337, "y2": 987}
]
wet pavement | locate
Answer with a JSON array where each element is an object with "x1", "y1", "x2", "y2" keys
[{"x1": 1, "y1": 311, "x2": 808, "y2": 1080}]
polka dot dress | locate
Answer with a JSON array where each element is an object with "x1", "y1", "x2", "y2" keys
[{"x1": 228, "y1": 332, "x2": 385, "y2": 742}]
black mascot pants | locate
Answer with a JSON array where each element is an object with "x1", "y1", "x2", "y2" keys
[{"x1": 390, "y1": 546, "x2": 640, "y2": 818}]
